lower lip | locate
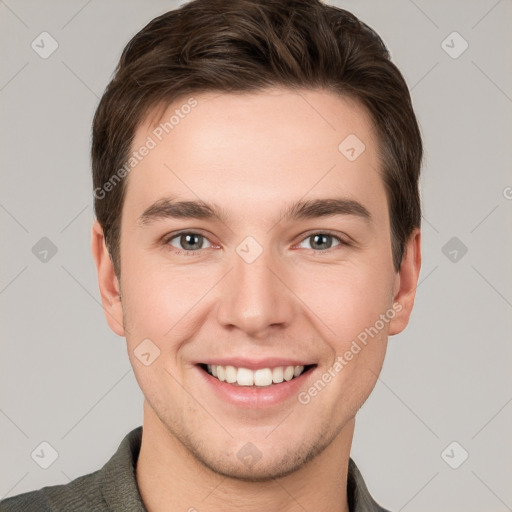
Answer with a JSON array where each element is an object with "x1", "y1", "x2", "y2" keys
[{"x1": 196, "y1": 365, "x2": 316, "y2": 408}]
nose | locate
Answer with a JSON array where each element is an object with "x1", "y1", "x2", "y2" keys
[{"x1": 215, "y1": 242, "x2": 297, "y2": 338}]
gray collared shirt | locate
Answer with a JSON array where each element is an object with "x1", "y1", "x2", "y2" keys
[{"x1": 0, "y1": 426, "x2": 391, "y2": 511}]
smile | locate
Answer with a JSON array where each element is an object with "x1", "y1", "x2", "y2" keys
[{"x1": 199, "y1": 363, "x2": 315, "y2": 387}]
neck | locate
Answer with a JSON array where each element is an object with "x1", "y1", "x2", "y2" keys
[{"x1": 136, "y1": 401, "x2": 353, "y2": 512}]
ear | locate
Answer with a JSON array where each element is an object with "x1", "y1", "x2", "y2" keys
[
  {"x1": 388, "y1": 228, "x2": 421, "y2": 336},
  {"x1": 91, "y1": 220, "x2": 125, "y2": 337}
]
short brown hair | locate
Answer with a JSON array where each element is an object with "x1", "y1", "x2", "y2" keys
[{"x1": 92, "y1": 0, "x2": 422, "y2": 276}]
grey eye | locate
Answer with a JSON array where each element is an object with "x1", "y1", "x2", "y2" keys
[
  {"x1": 298, "y1": 233, "x2": 342, "y2": 251},
  {"x1": 168, "y1": 232, "x2": 212, "y2": 251}
]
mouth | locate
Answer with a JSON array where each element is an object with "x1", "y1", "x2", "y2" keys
[{"x1": 198, "y1": 363, "x2": 316, "y2": 387}]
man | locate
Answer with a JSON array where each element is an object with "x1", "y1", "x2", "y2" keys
[{"x1": 0, "y1": 0, "x2": 422, "y2": 510}]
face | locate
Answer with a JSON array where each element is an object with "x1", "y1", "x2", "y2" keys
[{"x1": 93, "y1": 87, "x2": 420, "y2": 481}]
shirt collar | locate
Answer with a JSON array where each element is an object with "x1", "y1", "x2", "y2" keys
[{"x1": 98, "y1": 426, "x2": 389, "y2": 512}]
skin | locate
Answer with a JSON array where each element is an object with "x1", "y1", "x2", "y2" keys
[{"x1": 92, "y1": 87, "x2": 421, "y2": 512}]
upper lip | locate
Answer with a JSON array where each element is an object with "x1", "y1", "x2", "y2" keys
[{"x1": 198, "y1": 357, "x2": 316, "y2": 370}]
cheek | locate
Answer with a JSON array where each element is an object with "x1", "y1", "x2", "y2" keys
[
  {"x1": 119, "y1": 250, "x2": 217, "y2": 354},
  {"x1": 294, "y1": 261, "x2": 394, "y2": 342}
]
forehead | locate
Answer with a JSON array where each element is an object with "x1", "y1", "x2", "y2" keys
[{"x1": 123, "y1": 88, "x2": 385, "y2": 226}]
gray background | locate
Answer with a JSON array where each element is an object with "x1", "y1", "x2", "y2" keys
[{"x1": 1, "y1": 0, "x2": 511, "y2": 510}]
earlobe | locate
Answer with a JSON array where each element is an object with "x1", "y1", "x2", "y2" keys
[
  {"x1": 388, "y1": 229, "x2": 422, "y2": 336},
  {"x1": 91, "y1": 220, "x2": 125, "y2": 337}
]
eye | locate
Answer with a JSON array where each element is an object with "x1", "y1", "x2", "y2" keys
[
  {"x1": 166, "y1": 232, "x2": 213, "y2": 253},
  {"x1": 297, "y1": 232, "x2": 348, "y2": 251},
  {"x1": 163, "y1": 230, "x2": 350, "y2": 256}
]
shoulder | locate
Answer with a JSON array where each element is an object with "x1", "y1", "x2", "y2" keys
[
  {"x1": 0, "y1": 488, "x2": 52, "y2": 512},
  {"x1": 348, "y1": 458, "x2": 392, "y2": 512},
  {"x1": 0, "y1": 426, "x2": 144, "y2": 512},
  {"x1": 0, "y1": 469, "x2": 107, "y2": 512}
]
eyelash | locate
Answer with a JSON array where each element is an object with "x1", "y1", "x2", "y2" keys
[{"x1": 162, "y1": 230, "x2": 352, "y2": 256}]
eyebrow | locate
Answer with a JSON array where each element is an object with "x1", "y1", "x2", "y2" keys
[{"x1": 138, "y1": 197, "x2": 372, "y2": 226}]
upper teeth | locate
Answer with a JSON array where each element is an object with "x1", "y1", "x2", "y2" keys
[{"x1": 207, "y1": 364, "x2": 305, "y2": 387}]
